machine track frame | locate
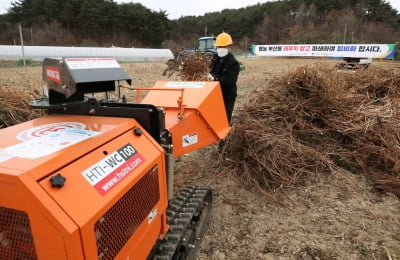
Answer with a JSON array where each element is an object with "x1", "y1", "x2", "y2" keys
[{"x1": 149, "y1": 185, "x2": 212, "y2": 260}]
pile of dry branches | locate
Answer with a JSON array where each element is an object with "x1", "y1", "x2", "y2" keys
[
  {"x1": 226, "y1": 64, "x2": 400, "y2": 198},
  {"x1": 0, "y1": 87, "x2": 43, "y2": 128},
  {"x1": 163, "y1": 49, "x2": 212, "y2": 81}
]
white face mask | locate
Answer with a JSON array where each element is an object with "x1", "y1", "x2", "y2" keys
[{"x1": 217, "y1": 48, "x2": 229, "y2": 57}]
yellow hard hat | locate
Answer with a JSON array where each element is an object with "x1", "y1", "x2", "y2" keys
[{"x1": 216, "y1": 32, "x2": 233, "y2": 47}]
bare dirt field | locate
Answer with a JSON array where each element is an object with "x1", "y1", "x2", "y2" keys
[{"x1": 1, "y1": 57, "x2": 400, "y2": 259}]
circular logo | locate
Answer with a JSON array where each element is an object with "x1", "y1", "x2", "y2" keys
[{"x1": 17, "y1": 122, "x2": 86, "y2": 141}]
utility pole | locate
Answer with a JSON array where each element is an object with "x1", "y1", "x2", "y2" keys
[{"x1": 18, "y1": 23, "x2": 26, "y2": 66}]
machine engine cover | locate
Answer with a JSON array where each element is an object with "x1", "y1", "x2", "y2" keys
[{"x1": 0, "y1": 115, "x2": 168, "y2": 259}]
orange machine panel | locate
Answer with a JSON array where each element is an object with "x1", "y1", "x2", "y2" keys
[
  {"x1": 0, "y1": 175, "x2": 82, "y2": 260},
  {"x1": 0, "y1": 114, "x2": 169, "y2": 259},
  {"x1": 140, "y1": 81, "x2": 231, "y2": 157},
  {"x1": 0, "y1": 114, "x2": 137, "y2": 180}
]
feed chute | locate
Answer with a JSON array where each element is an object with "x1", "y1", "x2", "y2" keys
[{"x1": 140, "y1": 81, "x2": 230, "y2": 157}]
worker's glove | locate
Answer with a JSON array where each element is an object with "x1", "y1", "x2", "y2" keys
[{"x1": 207, "y1": 73, "x2": 215, "y2": 81}]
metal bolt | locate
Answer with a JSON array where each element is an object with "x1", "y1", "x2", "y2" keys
[{"x1": 134, "y1": 128, "x2": 142, "y2": 136}]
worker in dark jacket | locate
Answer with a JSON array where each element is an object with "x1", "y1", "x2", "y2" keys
[
  {"x1": 209, "y1": 32, "x2": 240, "y2": 154},
  {"x1": 209, "y1": 32, "x2": 240, "y2": 124}
]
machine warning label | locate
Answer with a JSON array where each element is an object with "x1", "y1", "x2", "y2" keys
[
  {"x1": 65, "y1": 57, "x2": 120, "y2": 70},
  {"x1": 82, "y1": 143, "x2": 145, "y2": 196},
  {"x1": 182, "y1": 132, "x2": 198, "y2": 147},
  {"x1": 6, "y1": 127, "x2": 98, "y2": 160},
  {"x1": 148, "y1": 208, "x2": 158, "y2": 224},
  {"x1": 164, "y1": 82, "x2": 205, "y2": 88},
  {"x1": 17, "y1": 122, "x2": 86, "y2": 141}
]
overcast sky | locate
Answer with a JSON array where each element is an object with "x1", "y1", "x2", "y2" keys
[{"x1": 0, "y1": 0, "x2": 399, "y2": 19}]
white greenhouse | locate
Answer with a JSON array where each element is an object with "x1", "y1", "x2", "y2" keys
[{"x1": 0, "y1": 45, "x2": 174, "y2": 62}]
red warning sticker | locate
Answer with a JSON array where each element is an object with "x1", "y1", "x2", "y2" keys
[{"x1": 45, "y1": 66, "x2": 61, "y2": 83}]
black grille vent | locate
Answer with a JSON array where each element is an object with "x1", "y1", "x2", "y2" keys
[
  {"x1": 95, "y1": 166, "x2": 160, "y2": 260},
  {"x1": 0, "y1": 207, "x2": 37, "y2": 260}
]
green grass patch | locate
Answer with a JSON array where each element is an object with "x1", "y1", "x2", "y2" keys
[{"x1": 0, "y1": 59, "x2": 42, "y2": 67}]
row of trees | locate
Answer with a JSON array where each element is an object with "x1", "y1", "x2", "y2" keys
[
  {"x1": 0, "y1": 0, "x2": 170, "y2": 46},
  {"x1": 0, "y1": 0, "x2": 399, "y2": 49}
]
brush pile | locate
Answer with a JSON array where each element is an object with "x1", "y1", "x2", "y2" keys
[
  {"x1": 226, "y1": 64, "x2": 400, "y2": 198},
  {"x1": 0, "y1": 87, "x2": 43, "y2": 128},
  {"x1": 163, "y1": 48, "x2": 212, "y2": 81}
]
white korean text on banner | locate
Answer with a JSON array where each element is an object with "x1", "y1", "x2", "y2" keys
[{"x1": 251, "y1": 44, "x2": 397, "y2": 59}]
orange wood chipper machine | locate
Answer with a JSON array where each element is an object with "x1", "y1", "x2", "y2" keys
[{"x1": 0, "y1": 57, "x2": 230, "y2": 259}]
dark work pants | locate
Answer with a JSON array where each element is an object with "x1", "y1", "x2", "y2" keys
[
  {"x1": 218, "y1": 98, "x2": 236, "y2": 152},
  {"x1": 224, "y1": 98, "x2": 236, "y2": 124}
]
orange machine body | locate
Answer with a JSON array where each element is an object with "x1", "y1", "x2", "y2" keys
[
  {"x1": 140, "y1": 81, "x2": 230, "y2": 157},
  {"x1": 0, "y1": 114, "x2": 169, "y2": 259}
]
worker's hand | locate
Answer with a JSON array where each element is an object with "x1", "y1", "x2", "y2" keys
[{"x1": 207, "y1": 73, "x2": 215, "y2": 81}]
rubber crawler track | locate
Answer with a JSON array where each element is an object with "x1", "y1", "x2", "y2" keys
[{"x1": 149, "y1": 185, "x2": 212, "y2": 260}]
